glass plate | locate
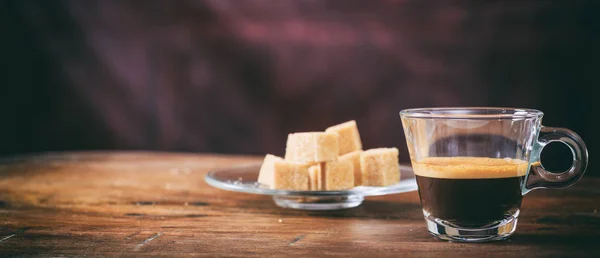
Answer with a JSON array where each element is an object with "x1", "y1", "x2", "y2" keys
[{"x1": 205, "y1": 163, "x2": 417, "y2": 210}]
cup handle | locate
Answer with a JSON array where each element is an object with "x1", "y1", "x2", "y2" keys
[{"x1": 522, "y1": 126, "x2": 588, "y2": 195}]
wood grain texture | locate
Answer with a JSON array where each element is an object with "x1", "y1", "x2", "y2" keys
[{"x1": 0, "y1": 152, "x2": 599, "y2": 257}]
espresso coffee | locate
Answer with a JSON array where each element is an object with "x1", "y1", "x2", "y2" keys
[{"x1": 413, "y1": 157, "x2": 529, "y2": 227}]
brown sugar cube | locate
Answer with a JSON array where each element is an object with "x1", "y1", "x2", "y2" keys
[
  {"x1": 257, "y1": 154, "x2": 309, "y2": 190},
  {"x1": 325, "y1": 120, "x2": 363, "y2": 155},
  {"x1": 309, "y1": 160, "x2": 354, "y2": 190},
  {"x1": 339, "y1": 150, "x2": 363, "y2": 186},
  {"x1": 284, "y1": 132, "x2": 339, "y2": 164},
  {"x1": 360, "y1": 148, "x2": 400, "y2": 186},
  {"x1": 257, "y1": 154, "x2": 283, "y2": 186}
]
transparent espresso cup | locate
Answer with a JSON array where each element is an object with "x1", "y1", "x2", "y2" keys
[{"x1": 400, "y1": 107, "x2": 588, "y2": 242}]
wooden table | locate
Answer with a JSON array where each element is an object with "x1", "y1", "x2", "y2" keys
[{"x1": 1, "y1": 152, "x2": 599, "y2": 257}]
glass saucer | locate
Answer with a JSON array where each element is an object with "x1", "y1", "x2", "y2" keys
[{"x1": 205, "y1": 163, "x2": 417, "y2": 210}]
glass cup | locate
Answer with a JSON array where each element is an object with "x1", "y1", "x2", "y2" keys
[{"x1": 400, "y1": 107, "x2": 588, "y2": 242}]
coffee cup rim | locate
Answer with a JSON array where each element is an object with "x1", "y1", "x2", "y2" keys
[{"x1": 399, "y1": 107, "x2": 544, "y2": 120}]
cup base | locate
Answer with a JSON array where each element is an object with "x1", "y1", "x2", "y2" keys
[{"x1": 424, "y1": 211, "x2": 519, "y2": 243}]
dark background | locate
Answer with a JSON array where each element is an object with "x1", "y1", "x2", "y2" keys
[{"x1": 1, "y1": 1, "x2": 597, "y2": 175}]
